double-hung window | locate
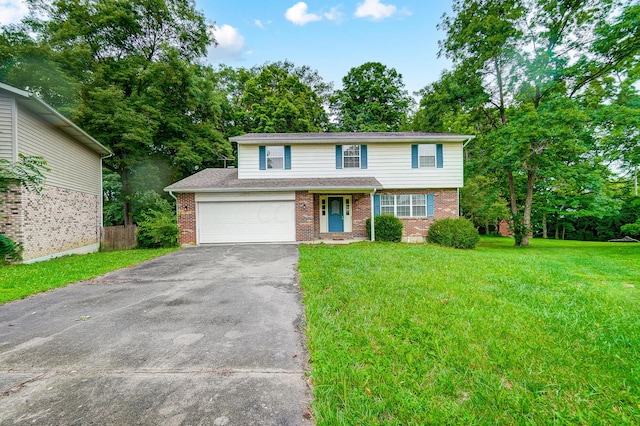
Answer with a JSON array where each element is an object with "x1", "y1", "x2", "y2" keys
[
  {"x1": 335, "y1": 145, "x2": 368, "y2": 169},
  {"x1": 266, "y1": 146, "x2": 284, "y2": 169},
  {"x1": 259, "y1": 145, "x2": 291, "y2": 170},
  {"x1": 419, "y1": 144, "x2": 436, "y2": 167},
  {"x1": 412, "y1": 144, "x2": 443, "y2": 168},
  {"x1": 377, "y1": 194, "x2": 433, "y2": 217},
  {"x1": 343, "y1": 145, "x2": 360, "y2": 168}
]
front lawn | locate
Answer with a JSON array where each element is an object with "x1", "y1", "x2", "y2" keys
[
  {"x1": 0, "y1": 248, "x2": 178, "y2": 304},
  {"x1": 299, "y1": 238, "x2": 640, "y2": 425}
]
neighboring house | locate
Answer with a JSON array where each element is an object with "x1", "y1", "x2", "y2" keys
[
  {"x1": 165, "y1": 132, "x2": 474, "y2": 244},
  {"x1": 0, "y1": 82, "x2": 111, "y2": 262}
]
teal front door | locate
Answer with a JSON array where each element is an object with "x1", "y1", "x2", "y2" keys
[{"x1": 328, "y1": 197, "x2": 344, "y2": 232}]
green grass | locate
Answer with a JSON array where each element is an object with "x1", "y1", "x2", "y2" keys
[
  {"x1": 0, "y1": 248, "x2": 178, "y2": 304},
  {"x1": 299, "y1": 237, "x2": 640, "y2": 425}
]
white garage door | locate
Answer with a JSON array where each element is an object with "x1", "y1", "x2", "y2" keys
[{"x1": 198, "y1": 200, "x2": 296, "y2": 243}]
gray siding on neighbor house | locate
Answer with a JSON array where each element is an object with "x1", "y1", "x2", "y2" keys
[
  {"x1": 17, "y1": 106, "x2": 102, "y2": 195},
  {"x1": 0, "y1": 93, "x2": 14, "y2": 161}
]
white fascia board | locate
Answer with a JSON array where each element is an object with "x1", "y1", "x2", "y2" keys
[
  {"x1": 165, "y1": 186, "x2": 379, "y2": 193},
  {"x1": 231, "y1": 135, "x2": 476, "y2": 145}
]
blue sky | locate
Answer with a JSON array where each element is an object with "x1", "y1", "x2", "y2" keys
[
  {"x1": 1, "y1": 0, "x2": 454, "y2": 95},
  {"x1": 202, "y1": 0, "x2": 453, "y2": 95}
]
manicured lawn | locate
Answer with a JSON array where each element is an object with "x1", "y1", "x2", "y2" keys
[
  {"x1": 0, "y1": 248, "x2": 179, "y2": 304},
  {"x1": 299, "y1": 238, "x2": 640, "y2": 425}
]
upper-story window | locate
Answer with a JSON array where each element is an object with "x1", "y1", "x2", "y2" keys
[
  {"x1": 267, "y1": 146, "x2": 284, "y2": 169},
  {"x1": 343, "y1": 145, "x2": 360, "y2": 168},
  {"x1": 412, "y1": 144, "x2": 443, "y2": 169},
  {"x1": 418, "y1": 144, "x2": 436, "y2": 167},
  {"x1": 336, "y1": 145, "x2": 368, "y2": 169},
  {"x1": 259, "y1": 145, "x2": 291, "y2": 170}
]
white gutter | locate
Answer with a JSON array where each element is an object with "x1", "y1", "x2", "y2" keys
[{"x1": 463, "y1": 136, "x2": 475, "y2": 148}]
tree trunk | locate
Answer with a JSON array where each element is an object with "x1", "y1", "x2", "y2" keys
[
  {"x1": 542, "y1": 212, "x2": 547, "y2": 239},
  {"x1": 520, "y1": 169, "x2": 537, "y2": 247},
  {"x1": 121, "y1": 170, "x2": 134, "y2": 226},
  {"x1": 508, "y1": 171, "x2": 517, "y2": 215},
  {"x1": 485, "y1": 218, "x2": 489, "y2": 235}
]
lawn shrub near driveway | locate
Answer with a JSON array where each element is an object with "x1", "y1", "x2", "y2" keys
[
  {"x1": 299, "y1": 238, "x2": 640, "y2": 425},
  {"x1": 0, "y1": 247, "x2": 178, "y2": 303},
  {"x1": 428, "y1": 217, "x2": 480, "y2": 249}
]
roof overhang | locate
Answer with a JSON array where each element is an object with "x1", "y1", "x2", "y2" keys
[
  {"x1": 0, "y1": 82, "x2": 112, "y2": 156},
  {"x1": 230, "y1": 132, "x2": 476, "y2": 145}
]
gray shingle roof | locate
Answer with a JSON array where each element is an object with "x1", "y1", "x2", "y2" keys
[
  {"x1": 164, "y1": 168, "x2": 383, "y2": 193},
  {"x1": 230, "y1": 132, "x2": 475, "y2": 144}
]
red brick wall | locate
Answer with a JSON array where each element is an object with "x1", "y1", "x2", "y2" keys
[
  {"x1": 378, "y1": 189, "x2": 459, "y2": 242},
  {"x1": 295, "y1": 191, "x2": 315, "y2": 241},
  {"x1": 352, "y1": 193, "x2": 371, "y2": 239},
  {"x1": 176, "y1": 193, "x2": 196, "y2": 245}
]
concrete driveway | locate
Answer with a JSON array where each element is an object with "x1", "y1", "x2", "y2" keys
[{"x1": 0, "y1": 244, "x2": 312, "y2": 425}]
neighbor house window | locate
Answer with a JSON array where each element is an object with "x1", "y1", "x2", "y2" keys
[
  {"x1": 267, "y1": 146, "x2": 284, "y2": 169},
  {"x1": 378, "y1": 194, "x2": 433, "y2": 217},
  {"x1": 343, "y1": 145, "x2": 360, "y2": 168}
]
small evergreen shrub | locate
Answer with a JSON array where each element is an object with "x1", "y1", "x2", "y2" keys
[
  {"x1": 366, "y1": 214, "x2": 404, "y2": 242},
  {"x1": 136, "y1": 199, "x2": 179, "y2": 248},
  {"x1": 428, "y1": 217, "x2": 480, "y2": 249},
  {"x1": 0, "y1": 234, "x2": 23, "y2": 263}
]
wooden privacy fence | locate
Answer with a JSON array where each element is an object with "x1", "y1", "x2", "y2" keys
[{"x1": 101, "y1": 225, "x2": 138, "y2": 251}]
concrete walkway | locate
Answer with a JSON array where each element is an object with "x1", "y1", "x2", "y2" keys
[{"x1": 0, "y1": 245, "x2": 312, "y2": 425}]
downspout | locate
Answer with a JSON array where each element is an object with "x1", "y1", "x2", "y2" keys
[{"x1": 370, "y1": 188, "x2": 376, "y2": 242}]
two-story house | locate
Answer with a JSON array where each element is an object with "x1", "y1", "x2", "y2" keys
[{"x1": 165, "y1": 132, "x2": 474, "y2": 244}]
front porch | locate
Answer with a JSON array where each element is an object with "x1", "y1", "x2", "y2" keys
[{"x1": 295, "y1": 191, "x2": 374, "y2": 242}]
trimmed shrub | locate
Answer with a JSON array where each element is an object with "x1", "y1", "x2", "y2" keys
[
  {"x1": 366, "y1": 214, "x2": 403, "y2": 242},
  {"x1": 428, "y1": 217, "x2": 480, "y2": 249},
  {"x1": 136, "y1": 199, "x2": 179, "y2": 248},
  {"x1": 0, "y1": 234, "x2": 23, "y2": 263}
]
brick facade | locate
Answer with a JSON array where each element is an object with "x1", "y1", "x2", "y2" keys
[
  {"x1": 174, "y1": 188, "x2": 459, "y2": 244},
  {"x1": 378, "y1": 189, "x2": 459, "y2": 242},
  {"x1": 176, "y1": 192, "x2": 196, "y2": 245},
  {"x1": 1, "y1": 185, "x2": 101, "y2": 261},
  {"x1": 295, "y1": 191, "x2": 315, "y2": 241}
]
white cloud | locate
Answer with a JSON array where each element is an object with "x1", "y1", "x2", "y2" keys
[
  {"x1": 254, "y1": 19, "x2": 264, "y2": 29},
  {"x1": 285, "y1": 2, "x2": 322, "y2": 26},
  {"x1": 354, "y1": 0, "x2": 401, "y2": 20},
  {"x1": 0, "y1": 0, "x2": 29, "y2": 26},
  {"x1": 324, "y1": 6, "x2": 344, "y2": 23},
  {"x1": 207, "y1": 24, "x2": 245, "y2": 62}
]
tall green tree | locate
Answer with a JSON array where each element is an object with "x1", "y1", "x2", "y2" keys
[
  {"x1": 2, "y1": 0, "x2": 233, "y2": 225},
  {"x1": 436, "y1": 0, "x2": 639, "y2": 246},
  {"x1": 217, "y1": 61, "x2": 331, "y2": 136},
  {"x1": 331, "y1": 62, "x2": 413, "y2": 132}
]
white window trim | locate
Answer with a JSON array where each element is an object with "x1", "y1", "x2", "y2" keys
[
  {"x1": 343, "y1": 145, "x2": 360, "y2": 169},
  {"x1": 381, "y1": 194, "x2": 428, "y2": 218},
  {"x1": 266, "y1": 145, "x2": 284, "y2": 170},
  {"x1": 418, "y1": 144, "x2": 436, "y2": 168}
]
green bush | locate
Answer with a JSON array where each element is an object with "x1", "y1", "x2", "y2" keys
[
  {"x1": 0, "y1": 234, "x2": 23, "y2": 263},
  {"x1": 136, "y1": 199, "x2": 179, "y2": 248},
  {"x1": 366, "y1": 214, "x2": 404, "y2": 242},
  {"x1": 428, "y1": 217, "x2": 480, "y2": 249},
  {"x1": 620, "y1": 219, "x2": 640, "y2": 237}
]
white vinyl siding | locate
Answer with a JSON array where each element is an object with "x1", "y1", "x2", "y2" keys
[
  {"x1": 17, "y1": 107, "x2": 102, "y2": 195},
  {"x1": 238, "y1": 143, "x2": 463, "y2": 188},
  {"x1": 0, "y1": 94, "x2": 14, "y2": 161}
]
